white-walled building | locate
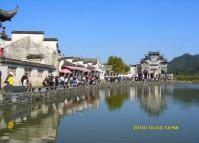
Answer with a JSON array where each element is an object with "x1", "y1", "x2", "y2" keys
[
  {"x1": 0, "y1": 31, "x2": 60, "y2": 86},
  {"x1": 127, "y1": 65, "x2": 137, "y2": 77},
  {"x1": 59, "y1": 57, "x2": 105, "y2": 80}
]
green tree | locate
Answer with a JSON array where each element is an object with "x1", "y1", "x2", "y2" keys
[
  {"x1": 123, "y1": 64, "x2": 130, "y2": 74},
  {"x1": 107, "y1": 56, "x2": 130, "y2": 74}
]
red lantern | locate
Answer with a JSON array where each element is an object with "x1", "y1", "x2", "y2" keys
[{"x1": 0, "y1": 48, "x2": 4, "y2": 57}]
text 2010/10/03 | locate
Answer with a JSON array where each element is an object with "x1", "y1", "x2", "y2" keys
[{"x1": 132, "y1": 125, "x2": 179, "y2": 131}]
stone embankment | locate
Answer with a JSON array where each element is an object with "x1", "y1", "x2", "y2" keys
[{"x1": 0, "y1": 81, "x2": 175, "y2": 106}]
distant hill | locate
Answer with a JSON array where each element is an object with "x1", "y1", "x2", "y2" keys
[{"x1": 168, "y1": 54, "x2": 199, "y2": 75}]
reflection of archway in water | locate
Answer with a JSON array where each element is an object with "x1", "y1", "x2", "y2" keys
[
  {"x1": 102, "y1": 85, "x2": 171, "y2": 114},
  {"x1": 0, "y1": 88, "x2": 100, "y2": 143},
  {"x1": 139, "y1": 85, "x2": 167, "y2": 116}
]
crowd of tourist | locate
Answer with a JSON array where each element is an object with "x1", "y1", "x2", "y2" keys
[
  {"x1": 2, "y1": 71, "x2": 170, "y2": 93},
  {"x1": 2, "y1": 72, "x2": 102, "y2": 92},
  {"x1": 104, "y1": 73, "x2": 170, "y2": 83},
  {"x1": 3, "y1": 72, "x2": 101, "y2": 89},
  {"x1": 42, "y1": 74, "x2": 101, "y2": 88}
]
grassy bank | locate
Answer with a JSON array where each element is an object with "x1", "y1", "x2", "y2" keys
[{"x1": 175, "y1": 75, "x2": 199, "y2": 83}]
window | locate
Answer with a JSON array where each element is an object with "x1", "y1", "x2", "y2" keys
[
  {"x1": 24, "y1": 68, "x2": 32, "y2": 77},
  {"x1": 8, "y1": 67, "x2": 17, "y2": 76},
  {"x1": 48, "y1": 70, "x2": 53, "y2": 74},
  {"x1": 38, "y1": 69, "x2": 44, "y2": 77}
]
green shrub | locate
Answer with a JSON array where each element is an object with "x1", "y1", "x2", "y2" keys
[{"x1": 176, "y1": 75, "x2": 199, "y2": 81}]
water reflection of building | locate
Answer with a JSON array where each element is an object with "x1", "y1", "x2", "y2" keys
[
  {"x1": 6, "y1": 113, "x2": 58, "y2": 143},
  {"x1": 129, "y1": 86, "x2": 138, "y2": 102},
  {"x1": 103, "y1": 85, "x2": 169, "y2": 114},
  {"x1": 139, "y1": 85, "x2": 167, "y2": 116},
  {"x1": 0, "y1": 103, "x2": 59, "y2": 143},
  {"x1": 0, "y1": 88, "x2": 100, "y2": 143},
  {"x1": 53, "y1": 89, "x2": 100, "y2": 116}
]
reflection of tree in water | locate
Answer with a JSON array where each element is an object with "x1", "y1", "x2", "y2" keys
[
  {"x1": 105, "y1": 87, "x2": 129, "y2": 111},
  {"x1": 139, "y1": 85, "x2": 167, "y2": 117}
]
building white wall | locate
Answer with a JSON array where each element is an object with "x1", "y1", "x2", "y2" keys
[
  {"x1": 15, "y1": 67, "x2": 24, "y2": 85},
  {"x1": 30, "y1": 68, "x2": 48, "y2": 86},
  {"x1": 0, "y1": 64, "x2": 52, "y2": 87},
  {"x1": 4, "y1": 32, "x2": 59, "y2": 68},
  {"x1": 43, "y1": 41, "x2": 57, "y2": 52},
  {"x1": 0, "y1": 65, "x2": 8, "y2": 86},
  {"x1": 59, "y1": 60, "x2": 64, "y2": 71},
  {"x1": 43, "y1": 71, "x2": 49, "y2": 78},
  {"x1": 12, "y1": 34, "x2": 44, "y2": 44},
  {"x1": 130, "y1": 66, "x2": 136, "y2": 76},
  {"x1": 4, "y1": 40, "x2": 11, "y2": 46}
]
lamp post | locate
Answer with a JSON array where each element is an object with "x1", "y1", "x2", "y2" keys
[
  {"x1": 0, "y1": 26, "x2": 6, "y2": 57},
  {"x1": 0, "y1": 27, "x2": 4, "y2": 90}
]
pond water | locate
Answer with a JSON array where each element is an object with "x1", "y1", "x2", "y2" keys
[{"x1": 0, "y1": 83, "x2": 199, "y2": 143}]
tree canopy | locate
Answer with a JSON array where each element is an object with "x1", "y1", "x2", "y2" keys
[{"x1": 107, "y1": 56, "x2": 130, "y2": 74}]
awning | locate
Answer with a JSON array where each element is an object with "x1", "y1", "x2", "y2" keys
[
  {"x1": 63, "y1": 66, "x2": 91, "y2": 72},
  {"x1": 59, "y1": 68, "x2": 72, "y2": 74},
  {"x1": 87, "y1": 66, "x2": 101, "y2": 72},
  {"x1": 93, "y1": 69, "x2": 101, "y2": 72}
]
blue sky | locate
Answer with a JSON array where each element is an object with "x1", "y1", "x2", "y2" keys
[{"x1": 1, "y1": 0, "x2": 199, "y2": 64}]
